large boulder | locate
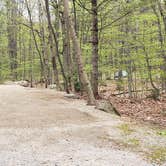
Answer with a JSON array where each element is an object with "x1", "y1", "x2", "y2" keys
[
  {"x1": 64, "y1": 93, "x2": 80, "y2": 99},
  {"x1": 15, "y1": 80, "x2": 29, "y2": 87},
  {"x1": 96, "y1": 100, "x2": 120, "y2": 116}
]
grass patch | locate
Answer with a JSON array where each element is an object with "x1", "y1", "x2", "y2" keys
[
  {"x1": 122, "y1": 138, "x2": 140, "y2": 148},
  {"x1": 118, "y1": 138, "x2": 140, "y2": 149},
  {"x1": 117, "y1": 123, "x2": 134, "y2": 135},
  {"x1": 111, "y1": 138, "x2": 140, "y2": 150},
  {"x1": 148, "y1": 147, "x2": 166, "y2": 164},
  {"x1": 128, "y1": 138, "x2": 140, "y2": 147},
  {"x1": 157, "y1": 130, "x2": 166, "y2": 137}
]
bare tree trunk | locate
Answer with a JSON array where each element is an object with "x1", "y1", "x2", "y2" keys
[
  {"x1": 45, "y1": 0, "x2": 69, "y2": 93},
  {"x1": 72, "y1": 0, "x2": 78, "y2": 36},
  {"x1": 63, "y1": 0, "x2": 96, "y2": 105},
  {"x1": 25, "y1": 0, "x2": 45, "y2": 82},
  {"x1": 38, "y1": 0, "x2": 50, "y2": 88},
  {"x1": 157, "y1": 2, "x2": 166, "y2": 92},
  {"x1": 7, "y1": 0, "x2": 18, "y2": 80},
  {"x1": 61, "y1": 13, "x2": 74, "y2": 91},
  {"x1": 91, "y1": 0, "x2": 99, "y2": 98},
  {"x1": 28, "y1": 30, "x2": 33, "y2": 87},
  {"x1": 44, "y1": 0, "x2": 60, "y2": 89},
  {"x1": 152, "y1": 4, "x2": 166, "y2": 92}
]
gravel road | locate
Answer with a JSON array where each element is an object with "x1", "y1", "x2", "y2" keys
[{"x1": 0, "y1": 85, "x2": 165, "y2": 166}]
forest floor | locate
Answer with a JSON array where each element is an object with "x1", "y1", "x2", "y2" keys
[
  {"x1": 100, "y1": 85, "x2": 166, "y2": 127},
  {"x1": 0, "y1": 84, "x2": 166, "y2": 166}
]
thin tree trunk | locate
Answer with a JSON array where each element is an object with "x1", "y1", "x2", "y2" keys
[
  {"x1": 91, "y1": 0, "x2": 99, "y2": 98},
  {"x1": 45, "y1": 0, "x2": 69, "y2": 93},
  {"x1": 25, "y1": 0, "x2": 45, "y2": 82},
  {"x1": 38, "y1": 0, "x2": 50, "y2": 88},
  {"x1": 7, "y1": 0, "x2": 18, "y2": 81},
  {"x1": 152, "y1": 4, "x2": 166, "y2": 92},
  {"x1": 44, "y1": 0, "x2": 60, "y2": 89}
]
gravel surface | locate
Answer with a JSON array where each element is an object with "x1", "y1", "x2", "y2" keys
[{"x1": 0, "y1": 85, "x2": 165, "y2": 166}]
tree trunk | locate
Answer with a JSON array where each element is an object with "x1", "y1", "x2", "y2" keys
[
  {"x1": 38, "y1": 0, "x2": 50, "y2": 88},
  {"x1": 44, "y1": 0, "x2": 60, "y2": 89},
  {"x1": 7, "y1": 0, "x2": 18, "y2": 81},
  {"x1": 63, "y1": 0, "x2": 96, "y2": 105},
  {"x1": 45, "y1": 0, "x2": 69, "y2": 93},
  {"x1": 91, "y1": 0, "x2": 99, "y2": 98},
  {"x1": 25, "y1": 0, "x2": 45, "y2": 83},
  {"x1": 152, "y1": 4, "x2": 166, "y2": 92}
]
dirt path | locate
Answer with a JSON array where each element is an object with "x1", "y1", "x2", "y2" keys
[{"x1": 0, "y1": 85, "x2": 165, "y2": 166}]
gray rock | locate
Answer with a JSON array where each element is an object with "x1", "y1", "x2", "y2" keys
[
  {"x1": 96, "y1": 100, "x2": 120, "y2": 116},
  {"x1": 15, "y1": 81, "x2": 29, "y2": 87},
  {"x1": 64, "y1": 93, "x2": 80, "y2": 99}
]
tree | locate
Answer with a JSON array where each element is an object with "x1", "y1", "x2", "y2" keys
[
  {"x1": 6, "y1": 0, "x2": 18, "y2": 80},
  {"x1": 91, "y1": 0, "x2": 99, "y2": 98},
  {"x1": 44, "y1": 0, "x2": 60, "y2": 89},
  {"x1": 63, "y1": 0, "x2": 96, "y2": 105}
]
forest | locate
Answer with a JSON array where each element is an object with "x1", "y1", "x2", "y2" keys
[
  {"x1": 0, "y1": 0, "x2": 166, "y2": 165},
  {"x1": 1, "y1": 0, "x2": 166, "y2": 92}
]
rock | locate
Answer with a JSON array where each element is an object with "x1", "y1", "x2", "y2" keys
[
  {"x1": 15, "y1": 80, "x2": 29, "y2": 87},
  {"x1": 48, "y1": 84, "x2": 57, "y2": 89},
  {"x1": 64, "y1": 93, "x2": 80, "y2": 99},
  {"x1": 96, "y1": 100, "x2": 120, "y2": 116},
  {"x1": 4, "y1": 81, "x2": 14, "y2": 85}
]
